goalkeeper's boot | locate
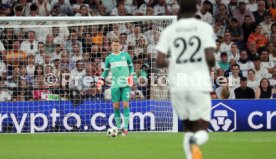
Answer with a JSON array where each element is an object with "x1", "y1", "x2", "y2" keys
[
  {"x1": 122, "y1": 129, "x2": 128, "y2": 136},
  {"x1": 190, "y1": 137, "x2": 202, "y2": 159}
]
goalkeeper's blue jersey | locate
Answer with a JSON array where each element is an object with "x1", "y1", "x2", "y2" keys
[{"x1": 101, "y1": 52, "x2": 134, "y2": 88}]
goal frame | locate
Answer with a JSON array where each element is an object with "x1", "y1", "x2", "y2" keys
[{"x1": 0, "y1": 16, "x2": 178, "y2": 133}]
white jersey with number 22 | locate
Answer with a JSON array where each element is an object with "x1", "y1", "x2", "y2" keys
[{"x1": 156, "y1": 18, "x2": 216, "y2": 92}]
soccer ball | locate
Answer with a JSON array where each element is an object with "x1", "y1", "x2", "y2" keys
[{"x1": 107, "y1": 128, "x2": 118, "y2": 137}]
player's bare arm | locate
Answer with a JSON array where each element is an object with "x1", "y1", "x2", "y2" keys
[
  {"x1": 156, "y1": 52, "x2": 168, "y2": 68},
  {"x1": 205, "y1": 48, "x2": 215, "y2": 68}
]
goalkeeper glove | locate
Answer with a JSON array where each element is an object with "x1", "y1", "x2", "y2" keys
[
  {"x1": 96, "y1": 79, "x2": 104, "y2": 90},
  {"x1": 127, "y1": 75, "x2": 134, "y2": 87}
]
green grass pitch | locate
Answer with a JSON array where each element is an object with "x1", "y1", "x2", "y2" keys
[{"x1": 0, "y1": 132, "x2": 275, "y2": 159}]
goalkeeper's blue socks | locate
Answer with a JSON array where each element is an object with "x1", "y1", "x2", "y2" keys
[
  {"x1": 123, "y1": 107, "x2": 130, "y2": 130},
  {"x1": 114, "y1": 109, "x2": 121, "y2": 129}
]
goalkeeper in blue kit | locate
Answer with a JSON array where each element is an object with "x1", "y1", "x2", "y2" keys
[{"x1": 97, "y1": 38, "x2": 134, "y2": 136}]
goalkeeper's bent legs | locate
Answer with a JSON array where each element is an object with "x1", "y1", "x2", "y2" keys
[
  {"x1": 122, "y1": 101, "x2": 130, "y2": 130},
  {"x1": 113, "y1": 102, "x2": 121, "y2": 129}
]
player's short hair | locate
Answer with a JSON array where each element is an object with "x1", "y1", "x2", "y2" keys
[
  {"x1": 220, "y1": 52, "x2": 228, "y2": 57},
  {"x1": 178, "y1": 0, "x2": 197, "y2": 16},
  {"x1": 112, "y1": 38, "x2": 121, "y2": 43},
  {"x1": 240, "y1": 77, "x2": 247, "y2": 81}
]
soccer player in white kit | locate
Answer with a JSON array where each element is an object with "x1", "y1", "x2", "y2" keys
[{"x1": 155, "y1": 1, "x2": 216, "y2": 159}]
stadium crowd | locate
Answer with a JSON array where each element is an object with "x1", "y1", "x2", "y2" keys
[{"x1": 0, "y1": 0, "x2": 275, "y2": 102}]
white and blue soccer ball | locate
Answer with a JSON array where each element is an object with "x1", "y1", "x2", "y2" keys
[{"x1": 107, "y1": 127, "x2": 118, "y2": 137}]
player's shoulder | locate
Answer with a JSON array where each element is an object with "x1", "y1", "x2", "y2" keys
[
  {"x1": 121, "y1": 51, "x2": 130, "y2": 56},
  {"x1": 106, "y1": 53, "x2": 113, "y2": 60}
]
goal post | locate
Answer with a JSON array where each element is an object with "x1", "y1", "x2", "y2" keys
[{"x1": 0, "y1": 16, "x2": 178, "y2": 133}]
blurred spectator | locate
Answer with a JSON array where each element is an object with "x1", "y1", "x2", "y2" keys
[
  {"x1": 17, "y1": 79, "x2": 33, "y2": 101},
  {"x1": 269, "y1": 33, "x2": 276, "y2": 48},
  {"x1": 228, "y1": 43, "x2": 240, "y2": 62},
  {"x1": 218, "y1": 52, "x2": 229, "y2": 72},
  {"x1": 52, "y1": 44, "x2": 63, "y2": 61},
  {"x1": 214, "y1": 4, "x2": 231, "y2": 26},
  {"x1": 14, "y1": 5, "x2": 23, "y2": 16},
  {"x1": 242, "y1": 15, "x2": 256, "y2": 43},
  {"x1": 44, "y1": 34, "x2": 56, "y2": 54},
  {"x1": 29, "y1": 3, "x2": 39, "y2": 16},
  {"x1": 0, "y1": 57, "x2": 7, "y2": 78},
  {"x1": 65, "y1": 30, "x2": 83, "y2": 54},
  {"x1": 110, "y1": 3, "x2": 128, "y2": 16},
  {"x1": 267, "y1": 42, "x2": 276, "y2": 65},
  {"x1": 1, "y1": 28, "x2": 14, "y2": 50},
  {"x1": 130, "y1": 85, "x2": 145, "y2": 100},
  {"x1": 0, "y1": 3, "x2": 11, "y2": 16},
  {"x1": 4, "y1": 40, "x2": 27, "y2": 73},
  {"x1": 220, "y1": 31, "x2": 234, "y2": 53},
  {"x1": 35, "y1": 0, "x2": 51, "y2": 16},
  {"x1": 75, "y1": 4, "x2": 92, "y2": 16},
  {"x1": 252, "y1": 56, "x2": 271, "y2": 81},
  {"x1": 260, "y1": 13, "x2": 273, "y2": 36},
  {"x1": 53, "y1": 0, "x2": 74, "y2": 16},
  {"x1": 106, "y1": 24, "x2": 121, "y2": 41},
  {"x1": 269, "y1": 66, "x2": 276, "y2": 86},
  {"x1": 71, "y1": 43, "x2": 83, "y2": 66},
  {"x1": 253, "y1": 0, "x2": 269, "y2": 24},
  {"x1": 226, "y1": 18, "x2": 244, "y2": 47},
  {"x1": 232, "y1": 1, "x2": 255, "y2": 25},
  {"x1": 13, "y1": 0, "x2": 32, "y2": 16},
  {"x1": 19, "y1": 65, "x2": 32, "y2": 83},
  {"x1": 33, "y1": 65, "x2": 44, "y2": 85},
  {"x1": 210, "y1": 0, "x2": 223, "y2": 16},
  {"x1": 196, "y1": 0, "x2": 213, "y2": 25},
  {"x1": 134, "y1": 35, "x2": 148, "y2": 58},
  {"x1": 7, "y1": 67, "x2": 20, "y2": 89},
  {"x1": 238, "y1": 50, "x2": 254, "y2": 76},
  {"x1": 260, "y1": 49, "x2": 274, "y2": 73},
  {"x1": 228, "y1": 0, "x2": 238, "y2": 16},
  {"x1": 248, "y1": 24, "x2": 268, "y2": 50},
  {"x1": 234, "y1": 77, "x2": 255, "y2": 99},
  {"x1": 26, "y1": 54, "x2": 36, "y2": 75},
  {"x1": 35, "y1": 42, "x2": 46, "y2": 65},
  {"x1": 255, "y1": 77, "x2": 275, "y2": 99},
  {"x1": 267, "y1": 0, "x2": 276, "y2": 20},
  {"x1": 127, "y1": 24, "x2": 147, "y2": 46},
  {"x1": 60, "y1": 52, "x2": 74, "y2": 70},
  {"x1": 214, "y1": 40, "x2": 222, "y2": 62},
  {"x1": 246, "y1": 0, "x2": 258, "y2": 12},
  {"x1": 214, "y1": 19, "x2": 226, "y2": 41},
  {"x1": 70, "y1": 60, "x2": 86, "y2": 90},
  {"x1": 51, "y1": 3, "x2": 66, "y2": 16},
  {"x1": 96, "y1": 2, "x2": 107, "y2": 16},
  {"x1": 0, "y1": 78, "x2": 11, "y2": 101},
  {"x1": 20, "y1": 31, "x2": 38, "y2": 55},
  {"x1": 153, "y1": 0, "x2": 170, "y2": 15},
  {"x1": 132, "y1": 0, "x2": 147, "y2": 16},
  {"x1": 72, "y1": 0, "x2": 85, "y2": 14},
  {"x1": 246, "y1": 41, "x2": 258, "y2": 60},
  {"x1": 247, "y1": 69, "x2": 259, "y2": 90},
  {"x1": 228, "y1": 63, "x2": 241, "y2": 90},
  {"x1": 146, "y1": 6, "x2": 154, "y2": 15}
]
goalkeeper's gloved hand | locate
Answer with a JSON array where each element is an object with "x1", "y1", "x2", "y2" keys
[
  {"x1": 96, "y1": 78, "x2": 104, "y2": 90},
  {"x1": 127, "y1": 75, "x2": 134, "y2": 87}
]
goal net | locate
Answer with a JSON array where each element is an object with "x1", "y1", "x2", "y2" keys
[{"x1": 0, "y1": 16, "x2": 177, "y2": 133}]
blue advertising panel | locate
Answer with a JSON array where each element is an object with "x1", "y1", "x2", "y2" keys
[
  {"x1": 209, "y1": 100, "x2": 276, "y2": 132},
  {"x1": 0, "y1": 100, "x2": 276, "y2": 133},
  {"x1": 0, "y1": 100, "x2": 173, "y2": 133}
]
